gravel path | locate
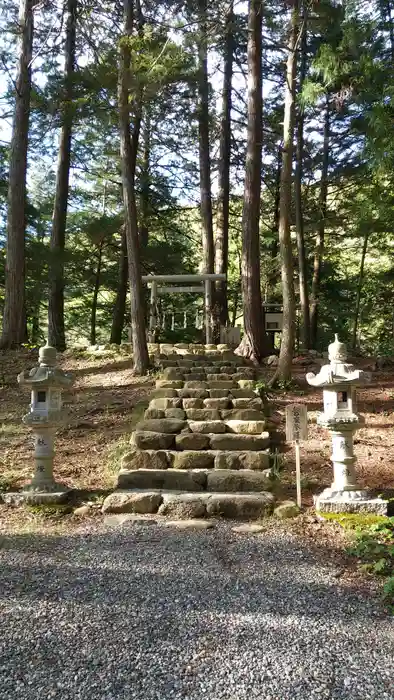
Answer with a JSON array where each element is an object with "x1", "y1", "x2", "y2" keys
[{"x1": 0, "y1": 520, "x2": 393, "y2": 700}]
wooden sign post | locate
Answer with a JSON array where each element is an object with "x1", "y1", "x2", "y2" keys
[{"x1": 285, "y1": 404, "x2": 308, "y2": 508}]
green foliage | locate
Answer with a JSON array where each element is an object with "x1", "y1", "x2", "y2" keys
[
  {"x1": 159, "y1": 327, "x2": 203, "y2": 344},
  {"x1": 120, "y1": 28, "x2": 195, "y2": 96},
  {"x1": 269, "y1": 449, "x2": 285, "y2": 480},
  {"x1": 255, "y1": 377, "x2": 303, "y2": 395},
  {"x1": 0, "y1": 470, "x2": 19, "y2": 491},
  {"x1": 346, "y1": 517, "x2": 394, "y2": 610}
]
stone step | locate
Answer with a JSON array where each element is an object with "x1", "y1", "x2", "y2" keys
[
  {"x1": 207, "y1": 469, "x2": 271, "y2": 492},
  {"x1": 209, "y1": 433, "x2": 270, "y2": 451},
  {"x1": 150, "y1": 389, "x2": 179, "y2": 399},
  {"x1": 188, "y1": 420, "x2": 227, "y2": 434},
  {"x1": 206, "y1": 373, "x2": 235, "y2": 381},
  {"x1": 159, "y1": 360, "x2": 179, "y2": 368},
  {"x1": 231, "y1": 397, "x2": 263, "y2": 408},
  {"x1": 230, "y1": 390, "x2": 258, "y2": 398},
  {"x1": 136, "y1": 418, "x2": 186, "y2": 433},
  {"x1": 160, "y1": 368, "x2": 255, "y2": 382},
  {"x1": 176, "y1": 360, "x2": 196, "y2": 368},
  {"x1": 203, "y1": 398, "x2": 231, "y2": 409},
  {"x1": 156, "y1": 379, "x2": 184, "y2": 389},
  {"x1": 133, "y1": 431, "x2": 177, "y2": 450},
  {"x1": 132, "y1": 429, "x2": 270, "y2": 451},
  {"x1": 149, "y1": 397, "x2": 182, "y2": 409},
  {"x1": 117, "y1": 468, "x2": 207, "y2": 491},
  {"x1": 191, "y1": 366, "x2": 235, "y2": 374},
  {"x1": 120, "y1": 449, "x2": 270, "y2": 471},
  {"x1": 185, "y1": 409, "x2": 221, "y2": 420},
  {"x1": 103, "y1": 489, "x2": 275, "y2": 519},
  {"x1": 107, "y1": 348, "x2": 280, "y2": 523},
  {"x1": 225, "y1": 420, "x2": 267, "y2": 435},
  {"x1": 183, "y1": 380, "x2": 209, "y2": 389},
  {"x1": 208, "y1": 380, "x2": 238, "y2": 390},
  {"x1": 220, "y1": 409, "x2": 266, "y2": 420},
  {"x1": 178, "y1": 388, "x2": 209, "y2": 399},
  {"x1": 207, "y1": 389, "x2": 230, "y2": 398},
  {"x1": 147, "y1": 399, "x2": 265, "y2": 416},
  {"x1": 117, "y1": 468, "x2": 272, "y2": 493}
]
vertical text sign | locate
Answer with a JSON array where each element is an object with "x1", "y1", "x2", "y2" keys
[{"x1": 285, "y1": 404, "x2": 308, "y2": 443}]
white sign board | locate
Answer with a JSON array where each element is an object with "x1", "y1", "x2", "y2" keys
[{"x1": 285, "y1": 403, "x2": 308, "y2": 443}]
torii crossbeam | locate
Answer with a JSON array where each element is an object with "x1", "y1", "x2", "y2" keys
[{"x1": 142, "y1": 274, "x2": 226, "y2": 344}]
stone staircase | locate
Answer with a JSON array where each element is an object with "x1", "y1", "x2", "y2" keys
[{"x1": 103, "y1": 344, "x2": 282, "y2": 519}]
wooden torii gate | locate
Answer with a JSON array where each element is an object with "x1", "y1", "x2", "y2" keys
[{"x1": 142, "y1": 273, "x2": 226, "y2": 344}]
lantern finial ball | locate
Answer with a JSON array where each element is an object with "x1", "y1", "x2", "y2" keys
[{"x1": 39, "y1": 345, "x2": 57, "y2": 367}]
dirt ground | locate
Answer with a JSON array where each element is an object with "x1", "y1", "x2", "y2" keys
[{"x1": 0, "y1": 349, "x2": 393, "y2": 536}]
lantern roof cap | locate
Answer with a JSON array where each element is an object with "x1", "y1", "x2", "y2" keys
[
  {"x1": 306, "y1": 333, "x2": 371, "y2": 388},
  {"x1": 17, "y1": 345, "x2": 73, "y2": 389}
]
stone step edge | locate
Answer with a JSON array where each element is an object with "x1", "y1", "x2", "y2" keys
[
  {"x1": 136, "y1": 421, "x2": 269, "y2": 436},
  {"x1": 118, "y1": 467, "x2": 273, "y2": 479},
  {"x1": 122, "y1": 449, "x2": 270, "y2": 467},
  {"x1": 132, "y1": 432, "x2": 271, "y2": 452},
  {"x1": 124, "y1": 449, "x2": 270, "y2": 457},
  {"x1": 102, "y1": 489, "x2": 275, "y2": 519},
  {"x1": 116, "y1": 468, "x2": 274, "y2": 496}
]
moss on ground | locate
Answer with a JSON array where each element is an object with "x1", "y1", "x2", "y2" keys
[
  {"x1": 320, "y1": 512, "x2": 389, "y2": 529},
  {"x1": 26, "y1": 503, "x2": 73, "y2": 517}
]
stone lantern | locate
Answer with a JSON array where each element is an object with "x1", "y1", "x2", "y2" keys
[
  {"x1": 306, "y1": 335, "x2": 386, "y2": 514},
  {"x1": 17, "y1": 345, "x2": 74, "y2": 503}
]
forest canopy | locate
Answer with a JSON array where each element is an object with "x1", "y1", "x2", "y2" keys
[{"x1": 0, "y1": 0, "x2": 393, "y2": 374}]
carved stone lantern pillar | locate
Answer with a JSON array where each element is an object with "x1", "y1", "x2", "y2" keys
[
  {"x1": 306, "y1": 335, "x2": 387, "y2": 514},
  {"x1": 17, "y1": 345, "x2": 74, "y2": 502}
]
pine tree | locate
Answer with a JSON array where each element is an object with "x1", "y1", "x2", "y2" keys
[
  {"x1": 237, "y1": 0, "x2": 269, "y2": 363},
  {"x1": 215, "y1": 1, "x2": 234, "y2": 328},
  {"x1": 118, "y1": 0, "x2": 149, "y2": 374},
  {"x1": 47, "y1": 0, "x2": 77, "y2": 351},
  {"x1": 0, "y1": 0, "x2": 33, "y2": 348},
  {"x1": 272, "y1": 0, "x2": 298, "y2": 382}
]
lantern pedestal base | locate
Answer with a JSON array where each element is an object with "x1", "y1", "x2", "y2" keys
[
  {"x1": 314, "y1": 488, "x2": 388, "y2": 516},
  {"x1": 1, "y1": 486, "x2": 73, "y2": 507}
]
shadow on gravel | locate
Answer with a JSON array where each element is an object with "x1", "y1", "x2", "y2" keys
[
  {"x1": 0, "y1": 526, "x2": 384, "y2": 622},
  {"x1": 1, "y1": 526, "x2": 393, "y2": 700}
]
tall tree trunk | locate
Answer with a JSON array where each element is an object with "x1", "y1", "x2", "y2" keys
[
  {"x1": 47, "y1": 0, "x2": 77, "y2": 351},
  {"x1": 294, "y1": 6, "x2": 310, "y2": 350},
  {"x1": 265, "y1": 143, "x2": 282, "y2": 302},
  {"x1": 118, "y1": 0, "x2": 149, "y2": 374},
  {"x1": 0, "y1": 0, "x2": 33, "y2": 348},
  {"x1": 90, "y1": 241, "x2": 103, "y2": 346},
  {"x1": 215, "y1": 1, "x2": 234, "y2": 328},
  {"x1": 31, "y1": 300, "x2": 41, "y2": 345},
  {"x1": 110, "y1": 227, "x2": 128, "y2": 344},
  {"x1": 272, "y1": 1, "x2": 298, "y2": 383},
  {"x1": 197, "y1": 0, "x2": 215, "y2": 343},
  {"x1": 139, "y1": 109, "x2": 150, "y2": 250},
  {"x1": 351, "y1": 229, "x2": 369, "y2": 350},
  {"x1": 310, "y1": 94, "x2": 330, "y2": 347},
  {"x1": 236, "y1": 0, "x2": 269, "y2": 363}
]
